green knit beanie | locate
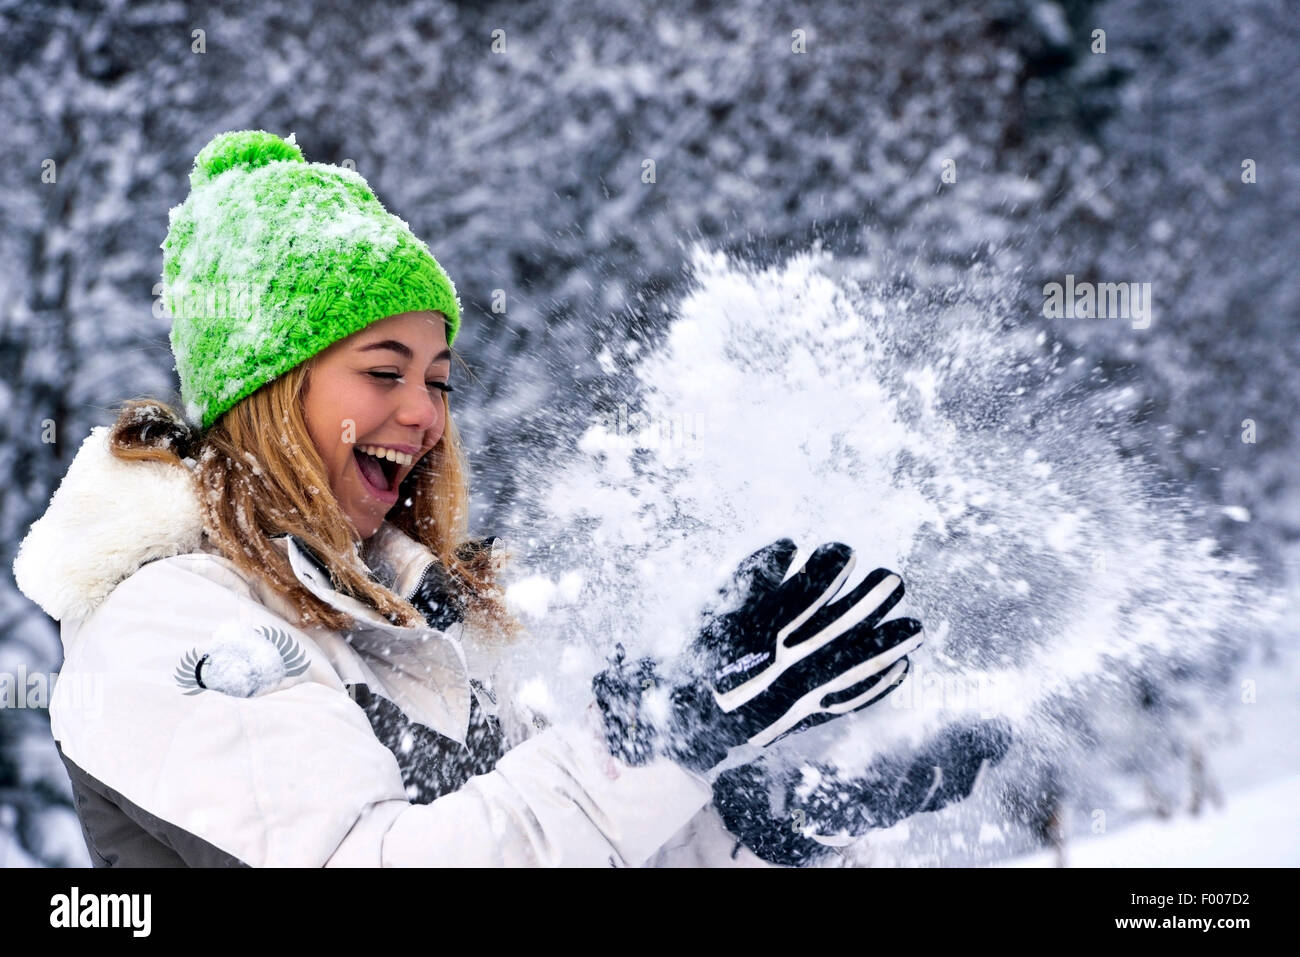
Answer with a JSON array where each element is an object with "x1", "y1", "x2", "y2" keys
[{"x1": 162, "y1": 129, "x2": 462, "y2": 430}]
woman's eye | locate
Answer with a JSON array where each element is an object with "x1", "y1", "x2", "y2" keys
[{"x1": 368, "y1": 371, "x2": 453, "y2": 393}]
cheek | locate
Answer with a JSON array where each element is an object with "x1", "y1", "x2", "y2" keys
[
  {"x1": 303, "y1": 384, "x2": 353, "y2": 479},
  {"x1": 303, "y1": 402, "x2": 334, "y2": 462}
]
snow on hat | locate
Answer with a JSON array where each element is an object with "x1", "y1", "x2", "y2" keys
[{"x1": 162, "y1": 129, "x2": 461, "y2": 430}]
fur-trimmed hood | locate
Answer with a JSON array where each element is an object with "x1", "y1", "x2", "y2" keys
[{"x1": 13, "y1": 426, "x2": 205, "y2": 624}]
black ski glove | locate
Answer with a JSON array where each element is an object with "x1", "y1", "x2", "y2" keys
[
  {"x1": 711, "y1": 717, "x2": 1014, "y2": 866},
  {"x1": 592, "y1": 538, "x2": 925, "y2": 775}
]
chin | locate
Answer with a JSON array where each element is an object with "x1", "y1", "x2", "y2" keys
[{"x1": 345, "y1": 509, "x2": 382, "y2": 541}]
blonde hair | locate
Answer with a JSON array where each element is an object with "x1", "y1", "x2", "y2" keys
[{"x1": 106, "y1": 359, "x2": 521, "y2": 642}]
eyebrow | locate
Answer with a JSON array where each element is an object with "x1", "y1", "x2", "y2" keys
[{"x1": 357, "y1": 340, "x2": 452, "y2": 363}]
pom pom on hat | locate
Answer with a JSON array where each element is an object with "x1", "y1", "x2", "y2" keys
[{"x1": 189, "y1": 129, "x2": 307, "y2": 188}]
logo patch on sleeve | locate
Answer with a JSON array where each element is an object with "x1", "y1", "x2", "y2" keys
[{"x1": 174, "y1": 623, "x2": 310, "y2": 697}]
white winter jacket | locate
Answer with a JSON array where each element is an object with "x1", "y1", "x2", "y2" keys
[{"x1": 12, "y1": 427, "x2": 771, "y2": 867}]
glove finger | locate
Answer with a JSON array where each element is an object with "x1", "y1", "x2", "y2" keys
[
  {"x1": 804, "y1": 717, "x2": 1013, "y2": 831},
  {"x1": 716, "y1": 538, "x2": 800, "y2": 609},
  {"x1": 782, "y1": 718, "x2": 1012, "y2": 838},
  {"x1": 693, "y1": 539, "x2": 800, "y2": 656},
  {"x1": 694, "y1": 542, "x2": 854, "y2": 688},
  {"x1": 779, "y1": 612, "x2": 922, "y2": 696},
  {"x1": 892, "y1": 756, "x2": 979, "y2": 819},
  {"x1": 783, "y1": 567, "x2": 905, "y2": 652},
  {"x1": 721, "y1": 613, "x2": 920, "y2": 723},
  {"x1": 937, "y1": 717, "x2": 1013, "y2": 768},
  {"x1": 831, "y1": 655, "x2": 912, "y2": 712},
  {"x1": 914, "y1": 718, "x2": 1014, "y2": 811},
  {"x1": 815, "y1": 655, "x2": 912, "y2": 719},
  {"x1": 769, "y1": 542, "x2": 856, "y2": 624},
  {"x1": 794, "y1": 616, "x2": 924, "y2": 688},
  {"x1": 763, "y1": 659, "x2": 908, "y2": 747},
  {"x1": 743, "y1": 653, "x2": 913, "y2": 749},
  {"x1": 836, "y1": 616, "x2": 925, "y2": 669},
  {"x1": 744, "y1": 536, "x2": 801, "y2": 585}
]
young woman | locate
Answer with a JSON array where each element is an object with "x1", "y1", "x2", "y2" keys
[{"x1": 12, "y1": 130, "x2": 988, "y2": 868}]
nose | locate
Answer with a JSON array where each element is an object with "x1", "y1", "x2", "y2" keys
[{"x1": 394, "y1": 379, "x2": 443, "y2": 439}]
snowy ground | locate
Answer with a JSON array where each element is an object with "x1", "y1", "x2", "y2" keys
[
  {"x1": 998, "y1": 582, "x2": 1300, "y2": 869},
  {"x1": 996, "y1": 773, "x2": 1300, "y2": 867}
]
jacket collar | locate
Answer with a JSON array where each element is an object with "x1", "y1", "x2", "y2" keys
[
  {"x1": 273, "y1": 531, "x2": 472, "y2": 744},
  {"x1": 12, "y1": 425, "x2": 473, "y2": 743}
]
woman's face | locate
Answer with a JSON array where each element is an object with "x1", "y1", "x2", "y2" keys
[{"x1": 302, "y1": 310, "x2": 452, "y2": 540}]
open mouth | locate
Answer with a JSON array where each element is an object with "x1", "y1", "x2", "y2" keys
[{"x1": 353, "y1": 448, "x2": 400, "y2": 497}]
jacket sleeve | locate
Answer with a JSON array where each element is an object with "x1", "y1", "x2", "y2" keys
[
  {"x1": 50, "y1": 554, "x2": 712, "y2": 868},
  {"x1": 643, "y1": 805, "x2": 782, "y2": 868}
]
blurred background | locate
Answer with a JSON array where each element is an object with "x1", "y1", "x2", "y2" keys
[{"x1": 1, "y1": 0, "x2": 1297, "y2": 866}]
